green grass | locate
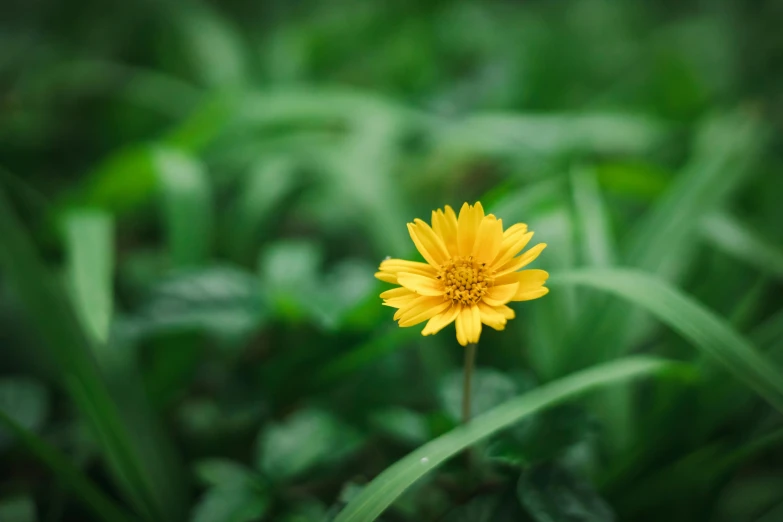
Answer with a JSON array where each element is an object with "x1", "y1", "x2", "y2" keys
[{"x1": 1, "y1": 1, "x2": 782, "y2": 521}]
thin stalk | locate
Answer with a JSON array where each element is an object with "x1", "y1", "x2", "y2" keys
[{"x1": 462, "y1": 344, "x2": 477, "y2": 424}]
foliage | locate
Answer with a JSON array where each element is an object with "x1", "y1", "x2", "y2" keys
[{"x1": 1, "y1": 1, "x2": 783, "y2": 521}]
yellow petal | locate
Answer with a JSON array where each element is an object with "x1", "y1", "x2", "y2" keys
[
  {"x1": 496, "y1": 304, "x2": 515, "y2": 319},
  {"x1": 375, "y1": 271, "x2": 398, "y2": 284},
  {"x1": 503, "y1": 223, "x2": 528, "y2": 239},
  {"x1": 455, "y1": 305, "x2": 469, "y2": 346},
  {"x1": 513, "y1": 287, "x2": 550, "y2": 302},
  {"x1": 454, "y1": 305, "x2": 481, "y2": 346},
  {"x1": 457, "y1": 202, "x2": 484, "y2": 256},
  {"x1": 432, "y1": 206, "x2": 459, "y2": 257},
  {"x1": 379, "y1": 259, "x2": 436, "y2": 277},
  {"x1": 466, "y1": 304, "x2": 482, "y2": 343},
  {"x1": 394, "y1": 294, "x2": 441, "y2": 320},
  {"x1": 473, "y1": 216, "x2": 504, "y2": 264},
  {"x1": 380, "y1": 287, "x2": 414, "y2": 299},
  {"x1": 397, "y1": 273, "x2": 444, "y2": 296},
  {"x1": 482, "y1": 282, "x2": 519, "y2": 306},
  {"x1": 399, "y1": 299, "x2": 452, "y2": 327},
  {"x1": 408, "y1": 220, "x2": 450, "y2": 267},
  {"x1": 422, "y1": 304, "x2": 461, "y2": 336},
  {"x1": 494, "y1": 243, "x2": 547, "y2": 277},
  {"x1": 384, "y1": 294, "x2": 418, "y2": 308},
  {"x1": 494, "y1": 269, "x2": 549, "y2": 295},
  {"x1": 478, "y1": 302, "x2": 507, "y2": 331},
  {"x1": 515, "y1": 269, "x2": 549, "y2": 292},
  {"x1": 376, "y1": 259, "x2": 436, "y2": 284},
  {"x1": 492, "y1": 231, "x2": 534, "y2": 269}
]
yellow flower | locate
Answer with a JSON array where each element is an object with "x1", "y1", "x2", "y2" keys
[{"x1": 375, "y1": 202, "x2": 548, "y2": 346}]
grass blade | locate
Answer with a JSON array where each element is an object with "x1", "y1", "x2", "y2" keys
[
  {"x1": 0, "y1": 188, "x2": 183, "y2": 522},
  {"x1": 550, "y1": 269, "x2": 783, "y2": 413},
  {"x1": 334, "y1": 356, "x2": 684, "y2": 522},
  {"x1": 63, "y1": 210, "x2": 114, "y2": 345},
  {"x1": 154, "y1": 148, "x2": 213, "y2": 268},
  {"x1": 0, "y1": 409, "x2": 135, "y2": 522},
  {"x1": 570, "y1": 164, "x2": 616, "y2": 267},
  {"x1": 701, "y1": 212, "x2": 783, "y2": 279}
]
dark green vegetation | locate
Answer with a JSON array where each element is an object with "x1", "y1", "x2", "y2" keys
[{"x1": 2, "y1": 1, "x2": 783, "y2": 521}]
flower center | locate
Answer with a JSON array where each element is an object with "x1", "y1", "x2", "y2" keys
[{"x1": 438, "y1": 256, "x2": 493, "y2": 305}]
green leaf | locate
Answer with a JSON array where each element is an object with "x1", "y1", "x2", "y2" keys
[
  {"x1": 627, "y1": 113, "x2": 765, "y2": 275},
  {"x1": 0, "y1": 496, "x2": 36, "y2": 522},
  {"x1": 517, "y1": 463, "x2": 615, "y2": 522},
  {"x1": 439, "y1": 368, "x2": 518, "y2": 422},
  {"x1": 570, "y1": 164, "x2": 616, "y2": 268},
  {"x1": 190, "y1": 487, "x2": 268, "y2": 522},
  {"x1": 258, "y1": 240, "x2": 323, "y2": 321},
  {"x1": 132, "y1": 266, "x2": 266, "y2": 342},
  {"x1": 0, "y1": 188, "x2": 184, "y2": 522},
  {"x1": 63, "y1": 210, "x2": 114, "y2": 344},
  {"x1": 0, "y1": 408, "x2": 134, "y2": 522},
  {"x1": 437, "y1": 113, "x2": 666, "y2": 161},
  {"x1": 154, "y1": 148, "x2": 213, "y2": 267},
  {"x1": 0, "y1": 378, "x2": 48, "y2": 448},
  {"x1": 485, "y1": 405, "x2": 593, "y2": 467},
  {"x1": 701, "y1": 212, "x2": 783, "y2": 279},
  {"x1": 195, "y1": 459, "x2": 261, "y2": 488},
  {"x1": 228, "y1": 156, "x2": 298, "y2": 261},
  {"x1": 174, "y1": 4, "x2": 247, "y2": 87},
  {"x1": 550, "y1": 269, "x2": 783, "y2": 413},
  {"x1": 369, "y1": 408, "x2": 429, "y2": 446},
  {"x1": 258, "y1": 408, "x2": 363, "y2": 481},
  {"x1": 334, "y1": 356, "x2": 685, "y2": 522},
  {"x1": 441, "y1": 489, "x2": 527, "y2": 522}
]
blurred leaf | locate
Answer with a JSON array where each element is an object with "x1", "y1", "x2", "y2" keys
[
  {"x1": 0, "y1": 189, "x2": 185, "y2": 522},
  {"x1": 595, "y1": 162, "x2": 670, "y2": 201},
  {"x1": 628, "y1": 113, "x2": 765, "y2": 276},
  {"x1": 0, "y1": 378, "x2": 48, "y2": 448},
  {"x1": 280, "y1": 500, "x2": 328, "y2": 522},
  {"x1": 228, "y1": 156, "x2": 298, "y2": 261},
  {"x1": 333, "y1": 356, "x2": 686, "y2": 522},
  {"x1": 369, "y1": 407, "x2": 429, "y2": 445},
  {"x1": 437, "y1": 113, "x2": 666, "y2": 161},
  {"x1": 80, "y1": 146, "x2": 158, "y2": 214},
  {"x1": 63, "y1": 209, "x2": 114, "y2": 344},
  {"x1": 0, "y1": 496, "x2": 35, "y2": 522},
  {"x1": 551, "y1": 269, "x2": 783, "y2": 413},
  {"x1": 258, "y1": 408, "x2": 363, "y2": 481},
  {"x1": 517, "y1": 463, "x2": 615, "y2": 522},
  {"x1": 441, "y1": 489, "x2": 526, "y2": 522},
  {"x1": 701, "y1": 212, "x2": 783, "y2": 280},
  {"x1": 485, "y1": 405, "x2": 594, "y2": 467},
  {"x1": 163, "y1": 92, "x2": 240, "y2": 153},
  {"x1": 155, "y1": 148, "x2": 213, "y2": 267},
  {"x1": 439, "y1": 368, "x2": 518, "y2": 422},
  {"x1": 309, "y1": 259, "x2": 378, "y2": 329},
  {"x1": 317, "y1": 327, "x2": 420, "y2": 385},
  {"x1": 131, "y1": 266, "x2": 266, "y2": 342},
  {"x1": 756, "y1": 500, "x2": 783, "y2": 522},
  {"x1": 174, "y1": 3, "x2": 247, "y2": 87},
  {"x1": 259, "y1": 240, "x2": 322, "y2": 321},
  {"x1": 0, "y1": 407, "x2": 133, "y2": 522},
  {"x1": 191, "y1": 486, "x2": 268, "y2": 522},
  {"x1": 570, "y1": 165, "x2": 616, "y2": 268},
  {"x1": 195, "y1": 459, "x2": 262, "y2": 488}
]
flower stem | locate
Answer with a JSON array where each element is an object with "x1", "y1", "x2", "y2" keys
[{"x1": 462, "y1": 343, "x2": 477, "y2": 425}]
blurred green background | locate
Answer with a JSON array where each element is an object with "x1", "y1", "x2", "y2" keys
[{"x1": 2, "y1": 0, "x2": 783, "y2": 521}]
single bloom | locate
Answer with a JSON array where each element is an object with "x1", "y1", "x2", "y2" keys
[{"x1": 375, "y1": 202, "x2": 548, "y2": 346}]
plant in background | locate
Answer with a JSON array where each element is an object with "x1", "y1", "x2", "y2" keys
[{"x1": 376, "y1": 202, "x2": 548, "y2": 422}]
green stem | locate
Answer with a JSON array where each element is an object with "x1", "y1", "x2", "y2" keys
[{"x1": 462, "y1": 343, "x2": 477, "y2": 424}]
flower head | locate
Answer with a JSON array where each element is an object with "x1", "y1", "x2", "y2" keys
[{"x1": 375, "y1": 202, "x2": 548, "y2": 346}]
